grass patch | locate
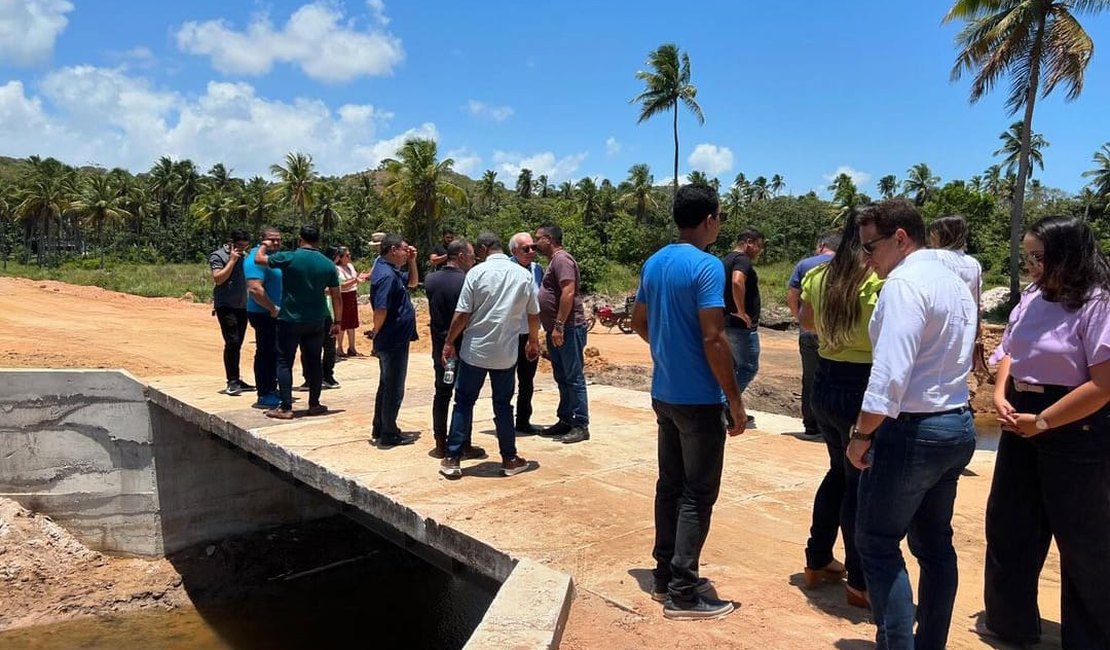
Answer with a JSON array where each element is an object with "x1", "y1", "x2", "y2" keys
[
  {"x1": 755, "y1": 260, "x2": 793, "y2": 308},
  {"x1": 0, "y1": 262, "x2": 213, "y2": 302},
  {"x1": 591, "y1": 259, "x2": 640, "y2": 297}
]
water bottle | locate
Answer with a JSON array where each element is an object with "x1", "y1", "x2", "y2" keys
[{"x1": 443, "y1": 358, "x2": 457, "y2": 385}]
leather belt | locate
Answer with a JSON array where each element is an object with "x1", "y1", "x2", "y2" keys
[{"x1": 1013, "y1": 380, "x2": 1045, "y2": 394}]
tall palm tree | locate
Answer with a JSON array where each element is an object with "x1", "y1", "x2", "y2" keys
[
  {"x1": 0, "y1": 179, "x2": 15, "y2": 269},
  {"x1": 243, "y1": 177, "x2": 273, "y2": 233},
  {"x1": 631, "y1": 43, "x2": 704, "y2": 194},
  {"x1": 17, "y1": 156, "x2": 75, "y2": 265},
  {"x1": 173, "y1": 160, "x2": 201, "y2": 225},
  {"x1": 878, "y1": 174, "x2": 899, "y2": 199},
  {"x1": 945, "y1": 0, "x2": 1106, "y2": 304},
  {"x1": 828, "y1": 173, "x2": 864, "y2": 225},
  {"x1": 687, "y1": 170, "x2": 710, "y2": 187},
  {"x1": 750, "y1": 176, "x2": 771, "y2": 202},
  {"x1": 902, "y1": 163, "x2": 940, "y2": 206},
  {"x1": 269, "y1": 152, "x2": 318, "y2": 220},
  {"x1": 516, "y1": 168, "x2": 534, "y2": 199},
  {"x1": 191, "y1": 188, "x2": 234, "y2": 241},
  {"x1": 732, "y1": 172, "x2": 752, "y2": 204},
  {"x1": 723, "y1": 187, "x2": 745, "y2": 217},
  {"x1": 147, "y1": 156, "x2": 177, "y2": 226},
  {"x1": 206, "y1": 163, "x2": 236, "y2": 192},
  {"x1": 558, "y1": 181, "x2": 575, "y2": 200},
  {"x1": 1082, "y1": 142, "x2": 1110, "y2": 198},
  {"x1": 994, "y1": 121, "x2": 1049, "y2": 178},
  {"x1": 478, "y1": 170, "x2": 500, "y2": 212},
  {"x1": 620, "y1": 163, "x2": 658, "y2": 224},
  {"x1": 312, "y1": 179, "x2": 342, "y2": 236},
  {"x1": 983, "y1": 164, "x2": 1005, "y2": 198},
  {"x1": 575, "y1": 177, "x2": 600, "y2": 225},
  {"x1": 769, "y1": 174, "x2": 785, "y2": 196},
  {"x1": 535, "y1": 174, "x2": 550, "y2": 198},
  {"x1": 70, "y1": 174, "x2": 131, "y2": 269},
  {"x1": 380, "y1": 138, "x2": 468, "y2": 248}
]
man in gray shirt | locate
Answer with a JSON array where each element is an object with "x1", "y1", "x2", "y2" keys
[{"x1": 210, "y1": 229, "x2": 253, "y2": 396}]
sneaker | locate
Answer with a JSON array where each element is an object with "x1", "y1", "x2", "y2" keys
[
  {"x1": 539, "y1": 421, "x2": 571, "y2": 438},
  {"x1": 652, "y1": 577, "x2": 714, "y2": 603},
  {"x1": 225, "y1": 381, "x2": 243, "y2": 396},
  {"x1": 321, "y1": 378, "x2": 341, "y2": 390},
  {"x1": 746, "y1": 415, "x2": 757, "y2": 429},
  {"x1": 379, "y1": 434, "x2": 417, "y2": 448},
  {"x1": 501, "y1": 456, "x2": 533, "y2": 477},
  {"x1": 264, "y1": 408, "x2": 294, "y2": 420},
  {"x1": 252, "y1": 393, "x2": 281, "y2": 409},
  {"x1": 235, "y1": 379, "x2": 256, "y2": 392},
  {"x1": 514, "y1": 423, "x2": 543, "y2": 435},
  {"x1": 662, "y1": 595, "x2": 735, "y2": 621},
  {"x1": 461, "y1": 445, "x2": 488, "y2": 460},
  {"x1": 557, "y1": 427, "x2": 590, "y2": 444},
  {"x1": 306, "y1": 404, "x2": 329, "y2": 416},
  {"x1": 293, "y1": 383, "x2": 309, "y2": 392},
  {"x1": 440, "y1": 457, "x2": 462, "y2": 479}
]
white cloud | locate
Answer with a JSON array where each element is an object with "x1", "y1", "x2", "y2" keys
[
  {"x1": 605, "y1": 136, "x2": 621, "y2": 156},
  {"x1": 0, "y1": 0, "x2": 73, "y2": 66},
  {"x1": 492, "y1": 150, "x2": 588, "y2": 183},
  {"x1": 366, "y1": 0, "x2": 390, "y2": 26},
  {"x1": 687, "y1": 143, "x2": 734, "y2": 175},
  {"x1": 446, "y1": 147, "x2": 482, "y2": 176},
  {"x1": 824, "y1": 165, "x2": 872, "y2": 187},
  {"x1": 176, "y1": 2, "x2": 404, "y2": 83},
  {"x1": 0, "y1": 66, "x2": 436, "y2": 176},
  {"x1": 463, "y1": 99, "x2": 514, "y2": 122}
]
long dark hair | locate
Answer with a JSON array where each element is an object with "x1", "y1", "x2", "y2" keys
[
  {"x1": 1029, "y1": 215, "x2": 1110, "y2": 311},
  {"x1": 818, "y1": 208, "x2": 873, "y2": 352}
]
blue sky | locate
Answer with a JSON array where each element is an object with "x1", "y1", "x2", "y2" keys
[{"x1": 1, "y1": 0, "x2": 1107, "y2": 195}]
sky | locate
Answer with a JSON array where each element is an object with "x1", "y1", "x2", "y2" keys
[{"x1": 1, "y1": 0, "x2": 1108, "y2": 196}]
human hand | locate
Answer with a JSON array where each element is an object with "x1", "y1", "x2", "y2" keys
[
  {"x1": 442, "y1": 342, "x2": 455, "y2": 367},
  {"x1": 526, "y1": 339, "x2": 540, "y2": 361},
  {"x1": 329, "y1": 323, "x2": 341, "y2": 337},
  {"x1": 1000, "y1": 412, "x2": 1040, "y2": 437},
  {"x1": 358, "y1": 272, "x2": 370, "y2": 281},
  {"x1": 268, "y1": 306, "x2": 279, "y2": 318},
  {"x1": 726, "y1": 400, "x2": 746, "y2": 437},
  {"x1": 847, "y1": 438, "x2": 872, "y2": 470},
  {"x1": 552, "y1": 328, "x2": 565, "y2": 347},
  {"x1": 733, "y1": 312, "x2": 753, "y2": 328}
]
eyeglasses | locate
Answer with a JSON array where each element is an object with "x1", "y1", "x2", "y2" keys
[
  {"x1": 521, "y1": 245, "x2": 538, "y2": 253},
  {"x1": 861, "y1": 233, "x2": 893, "y2": 256},
  {"x1": 1024, "y1": 250, "x2": 1045, "y2": 264}
]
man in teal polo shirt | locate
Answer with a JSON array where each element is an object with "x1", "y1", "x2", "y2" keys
[{"x1": 254, "y1": 225, "x2": 342, "y2": 420}]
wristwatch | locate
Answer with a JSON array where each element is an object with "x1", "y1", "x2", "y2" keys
[
  {"x1": 850, "y1": 425, "x2": 873, "y2": 441},
  {"x1": 1035, "y1": 415, "x2": 1049, "y2": 431}
]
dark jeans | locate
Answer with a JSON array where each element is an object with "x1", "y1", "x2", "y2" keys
[
  {"x1": 276, "y1": 319, "x2": 325, "y2": 411},
  {"x1": 805, "y1": 358, "x2": 870, "y2": 591},
  {"x1": 856, "y1": 409, "x2": 976, "y2": 650},
  {"x1": 651, "y1": 399, "x2": 726, "y2": 604},
  {"x1": 215, "y1": 306, "x2": 248, "y2": 383},
  {"x1": 726, "y1": 327, "x2": 759, "y2": 393},
  {"x1": 372, "y1": 344, "x2": 409, "y2": 440},
  {"x1": 798, "y1": 332, "x2": 820, "y2": 434},
  {"x1": 547, "y1": 324, "x2": 589, "y2": 427},
  {"x1": 300, "y1": 316, "x2": 337, "y2": 383},
  {"x1": 247, "y1": 311, "x2": 277, "y2": 397},
  {"x1": 446, "y1": 359, "x2": 517, "y2": 461},
  {"x1": 515, "y1": 334, "x2": 538, "y2": 427},
  {"x1": 985, "y1": 382, "x2": 1110, "y2": 648},
  {"x1": 431, "y1": 339, "x2": 453, "y2": 443}
]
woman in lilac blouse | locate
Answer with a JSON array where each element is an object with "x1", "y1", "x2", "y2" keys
[{"x1": 985, "y1": 215, "x2": 1110, "y2": 648}]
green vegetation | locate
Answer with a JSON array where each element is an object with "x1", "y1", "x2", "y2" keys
[{"x1": 0, "y1": 261, "x2": 212, "y2": 302}]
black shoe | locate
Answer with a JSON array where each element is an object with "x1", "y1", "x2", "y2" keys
[
  {"x1": 293, "y1": 383, "x2": 309, "y2": 392},
  {"x1": 321, "y1": 378, "x2": 340, "y2": 389},
  {"x1": 225, "y1": 380, "x2": 242, "y2": 396},
  {"x1": 379, "y1": 434, "x2": 416, "y2": 448},
  {"x1": 514, "y1": 423, "x2": 543, "y2": 435},
  {"x1": 557, "y1": 427, "x2": 590, "y2": 444},
  {"x1": 235, "y1": 379, "x2": 255, "y2": 392},
  {"x1": 662, "y1": 595, "x2": 735, "y2": 620},
  {"x1": 539, "y1": 421, "x2": 571, "y2": 438}
]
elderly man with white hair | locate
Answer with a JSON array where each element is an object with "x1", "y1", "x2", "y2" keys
[{"x1": 509, "y1": 232, "x2": 546, "y2": 435}]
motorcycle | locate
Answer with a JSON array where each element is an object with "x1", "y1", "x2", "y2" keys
[{"x1": 586, "y1": 297, "x2": 635, "y2": 334}]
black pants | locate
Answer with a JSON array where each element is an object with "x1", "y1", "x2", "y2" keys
[
  {"x1": 985, "y1": 382, "x2": 1110, "y2": 648},
  {"x1": 276, "y1": 319, "x2": 325, "y2": 411},
  {"x1": 247, "y1": 311, "x2": 277, "y2": 397},
  {"x1": 799, "y1": 332, "x2": 820, "y2": 434},
  {"x1": 652, "y1": 399, "x2": 726, "y2": 603},
  {"x1": 805, "y1": 358, "x2": 870, "y2": 591},
  {"x1": 215, "y1": 306, "x2": 248, "y2": 383},
  {"x1": 431, "y1": 339, "x2": 453, "y2": 443},
  {"x1": 515, "y1": 334, "x2": 538, "y2": 428}
]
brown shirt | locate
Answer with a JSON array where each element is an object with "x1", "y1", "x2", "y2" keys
[{"x1": 538, "y1": 249, "x2": 585, "y2": 332}]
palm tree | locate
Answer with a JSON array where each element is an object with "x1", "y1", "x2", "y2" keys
[
  {"x1": 173, "y1": 160, "x2": 201, "y2": 225},
  {"x1": 828, "y1": 173, "x2": 864, "y2": 225},
  {"x1": 17, "y1": 156, "x2": 75, "y2": 265},
  {"x1": 380, "y1": 138, "x2": 468, "y2": 248},
  {"x1": 558, "y1": 181, "x2": 575, "y2": 200},
  {"x1": 575, "y1": 177, "x2": 600, "y2": 225},
  {"x1": 70, "y1": 174, "x2": 130, "y2": 269},
  {"x1": 902, "y1": 163, "x2": 940, "y2": 206},
  {"x1": 269, "y1": 152, "x2": 318, "y2": 220},
  {"x1": 631, "y1": 43, "x2": 704, "y2": 194},
  {"x1": 535, "y1": 174, "x2": 550, "y2": 198},
  {"x1": 311, "y1": 179, "x2": 342, "y2": 236},
  {"x1": 769, "y1": 174, "x2": 785, "y2": 196},
  {"x1": 687, "y1": 170, "x2": 710, "y2": 187},
  {"x1": 206, "y1": 163, "x2": 236, "y2": 192},
  {"x1": 191, "y1": 188, "x2": 234, "y2": 241},
  {"x1": 994, "y1": 121, "x2": 1049, "y2": 178},
  {"x1": 478, "y1": 170, "x2": 499, "y2": 212},
  {"x1": 1083, "y1": 143, "x2": 1110, "y2": 198},
  {"x1": 620, "y1": 163, "x2": 658, "y2": 224},
  {"x1": 732, "y1": 173, "x2": 752, "y2": 204},
  {"x1": 877, "y1": 174, "x2": 899, "y2": 199},
  {"x1": 516, "y1": 168, "x2": 534, "y2": 199},
  {"x1": 147, "y1": 156, "x2": 177, "y2": 226},
  {"x1": 243, "y1": 176, "x2": 273, "y2": 233},
  {"x1": 0, "y1": 179, "x2": 15, "y2": 269},
  {"x1": 983, "y1": 164, "x2": 1005, "y2": 198},
  {"x1": 723, "y1": 187, "x2": 745, "y2": 217},
  {"x1": 945, "y1": 0, "x2": 1106, "y2": 305},
  {"x1": 750, "y1": 176, "x2": 771, "y2": 202}
]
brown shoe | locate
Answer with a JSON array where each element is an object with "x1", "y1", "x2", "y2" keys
[
  {"x1": 501, "y1": 456, "x2": 533, "y2": 477},
  {"x1": 439, "y1": 457, "x2": 462, "y2": 479},
  {"x1": 264, "y1": 408, "x2": 295, "y2": 420},
  {"x1": 803, "y1": 560, "x2": 846, "y2": 588},
  {"x1": 306, "y1": 404, "x2": 329, "y2": 416},
  {"x1": 846, "y1": 584, "x2": 870, "y2": 609},
  {"x1": 461, "y1": 445, "x2": 488, "y2": 460}
]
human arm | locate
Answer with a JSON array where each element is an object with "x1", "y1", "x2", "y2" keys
[
  {"x1": 441, "y1": 311, "x2": 472, "y2": 365},
  {"x1": 327, "y1": 286, "x2": 343, "y2": 336},
  {"x1": 211, "y1": 248, "x2": 241, "y2": 285},
  {"x1": 551, "y1": 277, "x2": 576, "y2": 348},
  {"x1": 993, "y1": 355, "x2": 1016, "y2": 425},
  {"x1": 700, "y1": 308, "x2": 746, "y2": 436},
  {"x1": 631, "y1": 301, "x2": 649, "y2": 343},
  {"x1": 247, "y1": 279, "x2": 278, "y2": 317},
  {"x1": 1004, "y1": 360, "x2": 1110, "y2": 436},
  {"x1": 340, "y1": 265, "x2": 360, "y2": 291},
  {"x1": 526, "y1": 314, "x2": 540, "y2": 360},
  {"x1": 799, "y1": 301, "x2": 815, "y2": 332},
  {"x1": 406, "y1": 246, "x2": 419, "y2": 289},
  {"x1": 786, "y1": 287, "x2": 802, "y2": 322},
  {"x1": 731, "y1": 269, "x2": 752, "y2": 328}
]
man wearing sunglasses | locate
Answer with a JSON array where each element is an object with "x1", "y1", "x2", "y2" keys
[
  {"x1": 846, "y1": 199, "x2": 978, "y2": 649},
  {"x1": 509, "y1": 232, "x2": 546, "y2": 435}
]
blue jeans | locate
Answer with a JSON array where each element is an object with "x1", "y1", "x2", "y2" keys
[
  {"x1": 547, "y1": 324, "x2": 589, "y2": 427},
  {"x1": 856, "y1": 409, "x2": 976, "y2": 650},
  {"x1": 372, "y1": 344, "x2": 409, "y2": 440},
  {"x1": 726, "y1": 327, "x2": 759, "y2": 394},
  {"x1": 446, "y1": 359, "x2": 517, "y2": 461}
]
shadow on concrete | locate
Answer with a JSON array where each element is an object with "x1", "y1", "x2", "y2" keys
[
  {"x1": 833, "y1": 639, "x2": 875, "y2": 650},
  {"x1": 627, "y1": 568, "x2": 655, "y2": 596},
  {"x1": 781, "y1": 431, "x2": 825, "y2": 443},
  {"x1": 787, "y1": 572, "x2": 872, "y2": 625},
  {"x1": 458, "y1": 460, "x2": 540, "y2": 479},
  {"x1": 965, "y1": 610, "x2": 1062, "y2": 649}
]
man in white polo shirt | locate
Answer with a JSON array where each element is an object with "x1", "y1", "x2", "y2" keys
[
  {"x1": 846, "y1": 199, "x2": 978, "y2": 650},
  {"x1": 440, "y1": 232, "x2": 541, "y2": 479}
]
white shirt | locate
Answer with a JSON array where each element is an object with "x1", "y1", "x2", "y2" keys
[
  {"x1": 861, "y1": 249, "x2": 977, "y2": 418},
  {"x1": 919, "y1": 249, "x2": 983, "y2": 305},
  {"x1": 456, "y1": 253, "x2": 540, "y2": 370}
]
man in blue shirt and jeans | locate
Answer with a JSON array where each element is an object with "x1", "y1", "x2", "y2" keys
[
  {"x1": 244, "y1": 226, "x2": 284, "y2": 409},
  {"x1": 631, "y1": 184, "x2": 746, "y2": 621},
  {"x1": 369, "y1": 233, "x2": 420, "y2": 447},
  {"x1": 786, "y1": 232, "x2": 840, "y2": 439}
]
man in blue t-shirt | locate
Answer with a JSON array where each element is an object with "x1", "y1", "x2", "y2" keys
[
  {"x1": 785, "y1": 232, "x2": 840, "y2": 440},
  {"x1": 369, "y1": 233, "x2": 420, "y2": 447},
  {"x1": 630, "y1": 184, "x2": 745, "y2": 621},
  {"x1": 244, "y1": 226, "x2": 284, "y2": 409}
]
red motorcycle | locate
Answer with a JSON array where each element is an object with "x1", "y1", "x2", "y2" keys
[{"x1": 586, "y1": 297, "x2": 635, "y2": 334}]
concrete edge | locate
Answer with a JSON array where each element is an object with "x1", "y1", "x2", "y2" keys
[{"x1": 463, "y1": 558, "x2": 576, "y2": 650}]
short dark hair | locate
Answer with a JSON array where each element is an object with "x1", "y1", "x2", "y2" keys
[
  {"x1": 442, "y1": 227, "x2": 456, "y2": 237},
  {"x1": 332, "y1": 245, "x2": 349, "y2": 261},
  {"x1": 380, "y1": 233, "x2": 403, "y2": 253},
  {"x1": 856, "y1": 199, "x2": 925, "y2": 245},
  {"x1": 446, "y1": 238, "x2": 469, "y2": 259},
  {"x1": 228, "y1": 229, "x2": 250, "y2": 243},
  {"x1": 260, "y1": 225, "x2": 280, "y2": 240},
  {"x1": 475, "y1": 231, "x2": 502, "y2": 252},
  {"x1": 673, "y1": 184, "x2": 720, "y2": 229},
  {"x1": 537, "y1": 223, "x2": 563, "y2": 245},
  {"x1": 299, "y1": 225, "x2": 321, "y2": 244},
  {"x1": 818, "y1": 231, "x2": 842, "y2": 251},
  {"x1": 736, "y1": 228, "x2": 765, "y2": 245},
  {"x1": 927, "y1": 215, "x2": 969, "y2": 251}
]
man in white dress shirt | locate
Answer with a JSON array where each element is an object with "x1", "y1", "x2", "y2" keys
[{"x1": 846, "y1": 199, "x2": 978, "y2": 650}]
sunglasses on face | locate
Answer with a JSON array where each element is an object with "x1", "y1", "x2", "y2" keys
[
  {"x1": 521, "y1": 245, "x2": 538, "y2": 253},
  {"x1": 861, "y1": 233, "x2": 893, "y2": 256}
]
